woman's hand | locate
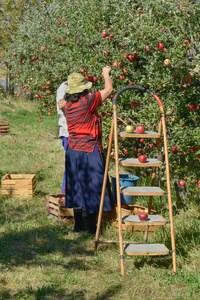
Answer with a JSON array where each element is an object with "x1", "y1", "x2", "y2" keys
[{"x1": 102, "y1": 66, "x2": 112, "y2": 78}]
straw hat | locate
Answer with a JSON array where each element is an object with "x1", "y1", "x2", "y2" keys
[{"x1": 65, "y1": 73, "x2": 93, "y2": 94}]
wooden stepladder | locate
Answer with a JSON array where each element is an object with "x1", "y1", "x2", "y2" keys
[{"x1": 94, "y1": 85, "x2": 177, "y2": 276}]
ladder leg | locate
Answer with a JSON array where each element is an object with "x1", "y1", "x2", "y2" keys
[
  {"x1": 145, "y1": 119, "x2": 162, "y2": 242},
  {"x1": 94, "y1": 118, "x2": 114, "y2": 251},
  {"x1": 161, "y1": 112, "x2": 177, "y2": 274},
  {"x1": 113, "y1": 104, "x2": 125, "y2": 276}
]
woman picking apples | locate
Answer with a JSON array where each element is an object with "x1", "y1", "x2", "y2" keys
[{"x1": 58, "y1": 66, "x2": 114, "y2": 234}]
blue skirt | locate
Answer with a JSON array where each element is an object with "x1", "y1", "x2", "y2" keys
[{"x1": 65, "y1": 144, "x2": 114, "y2": 214}]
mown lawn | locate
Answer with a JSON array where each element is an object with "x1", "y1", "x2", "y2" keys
[{"x1": 0, "y1": 96, "x2": 200, "y2": 299}]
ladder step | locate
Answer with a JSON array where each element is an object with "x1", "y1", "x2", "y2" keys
[
  {"x1": 122, "y1": 186, "x2": 165, "y2": 196},
  {"x1": 124, "y1": 243, "x2": 169, "y2": 256},
  {"x1": 119, "y1": 130, "x2": 161, "y2": 139},
  {"x1": 119, "y1": 158, "x2": 163, "y2": 167},
  {"x1": 123, "y1": 214, "x2": 167, "y2": 226}
]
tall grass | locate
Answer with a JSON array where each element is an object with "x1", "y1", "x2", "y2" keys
[{"x1": 0, "y1": 96, "x2": 200, "y2": 299}]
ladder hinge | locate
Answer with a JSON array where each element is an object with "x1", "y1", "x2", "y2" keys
[
  {"x1": 120, "y1": 255, "x2": 124, "y2": 259},
  {"x1": 165, "y1": 192, "x2": 168, "y2": 194},
  {"x1": 167, "y1": 221, "x2": 171, "y2": 224},
  {"x1": 170, "y1": 250, "x2": 176, "y2": 253}
]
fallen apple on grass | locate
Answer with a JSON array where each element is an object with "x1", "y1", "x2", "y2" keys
[{"x1": 139, "y1": 213, "x2": 148, "y2": 221}]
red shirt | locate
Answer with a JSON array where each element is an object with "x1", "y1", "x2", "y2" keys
[{"x1": 64, "y1": 91, "x2": 103, "y2": 153}]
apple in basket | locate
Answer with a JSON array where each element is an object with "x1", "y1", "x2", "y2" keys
[{"x1": 139, "y1": 213, "x2": 148, "y2": 221}]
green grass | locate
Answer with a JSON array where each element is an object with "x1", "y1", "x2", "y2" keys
[{"x1": 0, "y1": 96, "x2": 200, "y2": 299}]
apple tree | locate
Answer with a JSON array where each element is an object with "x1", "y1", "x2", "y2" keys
[{"x1": 6, "y1": 0, "x2": 200, "y2": 203}]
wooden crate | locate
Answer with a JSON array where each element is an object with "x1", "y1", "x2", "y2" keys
[
  {"x1": 1, "y1": 174, "x2": 36, "y2": 198},
  {"x1": 46, "y1": 194, "x2": 74, "y2": 224},
  {"x1": 0, "y1": 121, "x2": 10, "y2": 135}
]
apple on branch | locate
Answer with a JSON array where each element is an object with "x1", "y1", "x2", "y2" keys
[
  {"x1": 178, "y1": 180, "x2": 185, "y2": 187},
  {"x1": 164, "y1": 59, "x2": 170, "y2": 66}
]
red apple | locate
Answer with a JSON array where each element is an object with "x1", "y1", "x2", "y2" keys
[
  {"x1": 38, "y1": 120, "x2": 42, "y2": 122},
  {"x1": 35, "y1": 94, "x2": 40, "y2": 98},
  {"x1": 136, "y1": 125, "x2": 145, "y2": 134},
  {"x1": 157, "y1": 42, "x2": 164, "y2": 50},
  {"x1": 190, "y1": 146, "x2": 197, "y2": 152},
  {"x1": 13, "y1": 52, "x2": 17, "y2": 56},
  {"x1": 125, "y1": 125, "x2": 134, "y2": 133},
  {"x1": 57, "y1": 22, "x2": 61, "y2": 25},
  {"x1": 109, "y1": 34, "x2": 114, "y2": 40},
  {"x1": 145, "y1": 46, "x2": 150, "y2": 52},
  {"x1": 20, "y1": 61, "x2": 24, "y2": 65},
  {"x1": 41, "y1": 85, "x2": 45, "y2": 89},
  {"x1": 184, "y1": 39, "x2": 190, "y2": 44},
  {"x1": 190, "y1": 103, "x2": 197, "y2": 110},
  {"x1": 146, "y1": 171, "x2": 151, "y2": 176},
  {"x1": 124, "y1": 149, "x2": 129, "y2": 155},
  {"x1": 137, "y1": 148, "x2": 142, "y2": 153},
  {"x1": 138, "y1": 155, "x2": 147, "y2": 163},
  {"x1": 139, "y1": 213, "x2": 148, "y2": 221},
  {"x1": 149, "y1": 143, "x2": 154, "y2": 149},
  {"x1": 101, "y1": 31, "x2": 107, "y2": 38},
  {"x1": 178, "y1": 180, "x2": 185, "y2": 187},
  {"x1": 48, "y1": 112, "x2": 51, "y2": 116},
  {"x1": 93, "y1": 76, "x2": 98, "y2": 83},
  {"x1": 50, "y1": 106, "x2": 53, "y2": 109},
  {"x1": 104, "y1": 51, "x2": 110, "y2": 56},
  {"x1": 16, "y1": 94, "x2": 20, "y2": 97},
  {"x1": 128, "y1": 54, "x2": 135, "y2": 61},
  {"x1": 113, "y1": 62, "x2": 118, "y2": 68},
  {"x1": 13, "y1": 140, "x2": 17, "y2": 143},
  {"x1": 122, "y1": 53, "x2": 128, "y2": 58},
  {"x1": 123, "y1": 68, "x2": 129, "y2": 74},
  {"x1": 119, "y1": 75, "x2": 126, "y2": 80},
  {"x1": 118, "y1": 62, "x2": 123, "y2": 68},
  {"x1": 140, "y1": 138, "x2": 144, "y2": 143},
  {"x1": 23, "y1": 138, "x2": 27, "y2": 141},
  {"x1": 41, "y1": 46, "x2": 46, "y2": 50},
  {"x1": 172, "y1": 146, "x2": 178, "y2": 153}
]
